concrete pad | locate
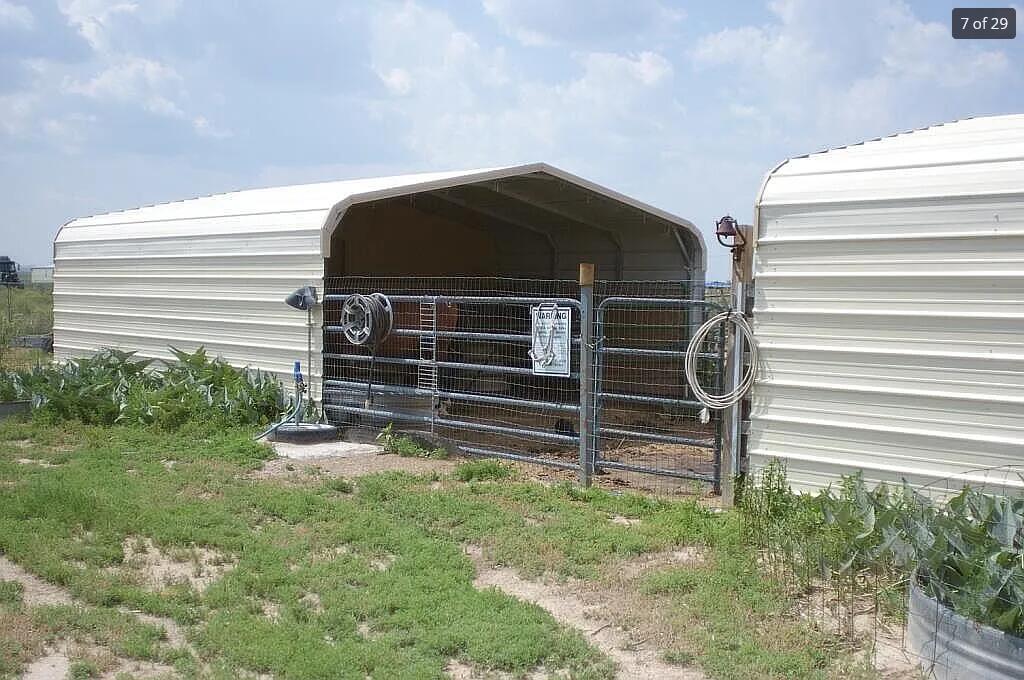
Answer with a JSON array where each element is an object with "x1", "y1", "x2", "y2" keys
[{"x1": 271, "y1": 440, "x2": 381, "y2": 460}]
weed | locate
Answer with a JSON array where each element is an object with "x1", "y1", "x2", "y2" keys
[
  {"x1": 662, "y1": 649, "x2": 695, "y2": 666},
  {"x1": 68, "y1": 660, "x2": 100, "y2": 679},
  {"x1": 454, "y1": 459, "x2": 512, "y2": 482},
  {"x1": 0, "y1": 346, "x2": 284, "y2": 429},
  {"x1": 322, "y1": 477, "x2": 354, "y2": 494},
  {"x1": 0, "y1": 579, "x2": 24, "y2": 606},
  {"x1": 376, "y1": 423, "x2": 448, "y2": 459},
  {"x1": 740, "y1": 462, "x2": 1024, "y2": 638}
]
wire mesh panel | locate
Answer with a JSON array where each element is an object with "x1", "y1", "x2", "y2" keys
[
  {"x1": 323, "y1": 277, "x2": 584, "y2": 470},
  {"x1": 323, "y1": 276, "x2": 726, "y2": 491},
  {"x1": 590, "y1": 280, "x2": 726, "y2": 491}
]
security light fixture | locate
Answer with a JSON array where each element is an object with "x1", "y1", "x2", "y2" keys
[
  {"x1": 715, "y1": 214, "x2": 747, "y2": 262},
  {"x1": 285, "y1": 285, "x2": 318, "y2": 311}
]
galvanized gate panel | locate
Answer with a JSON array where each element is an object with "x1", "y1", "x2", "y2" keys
[
  {"x1": 322, "y1": 276, "x2": 725, "y2": 490},
  {"x1": 322, "y1": 277, "x2": 584, "y2": 471},
  {"x1": 588, "y1": 285, "x2": 726, "y2": 491}
]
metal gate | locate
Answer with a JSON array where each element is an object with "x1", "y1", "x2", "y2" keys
[
  {"x1": 588, "y1": 283, "x2": 726, "y2": 492},
  {"x1": 322, "y1": 276, "x2": 725, "y2": 490}
]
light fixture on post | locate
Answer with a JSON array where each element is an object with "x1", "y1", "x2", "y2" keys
[
  {"x1": 257, "y1": 284, "x2": 338, "y2": 444},
  {"x1": 284, "y1": 284, "x2": 319, "y2": 423},
  {"x1": 715, "y1": 214, "x2": 747, "y2": 262}
]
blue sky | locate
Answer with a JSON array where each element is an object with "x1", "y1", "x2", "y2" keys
[{"x1": 2, "y1": 0, "x2": 1022, "y2": 278}]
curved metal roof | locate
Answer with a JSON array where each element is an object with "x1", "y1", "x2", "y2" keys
[
  {"x1": 759, "y1": 114, "x2": 1024, "y2": 207},
  {"x1": 56, "y1": 162, "x2": 705, "y2": 269}
]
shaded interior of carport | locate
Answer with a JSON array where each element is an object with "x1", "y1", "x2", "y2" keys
[
  {"x1": 324, "y1": 170, "x2": 704, "y2": 281},
  {"x1": 319, "y1": 168, "x2": 719, "y2": 492}
]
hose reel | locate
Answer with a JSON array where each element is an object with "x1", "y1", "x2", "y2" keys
[{"x1": 340, "y1": 293, "x2": 394, "y2": 347}]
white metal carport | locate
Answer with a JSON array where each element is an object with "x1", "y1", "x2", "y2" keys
[
  {"x1": 748, "y1": 115, "x2": 1024, "y2": 493},
  {"x1": 53, "y1": 163, "x2": 705, "y2": 403}
]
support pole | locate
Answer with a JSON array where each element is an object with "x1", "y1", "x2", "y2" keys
[
  {"x1": 577, "y1": 263, "x2": 595, "y2": 487},
  {"x1": 721, "y1": 225, "x2": 753, "y2": 506}
]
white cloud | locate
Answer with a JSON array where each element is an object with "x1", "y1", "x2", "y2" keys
[
  {"x1": 0, "y1": 0, "x2": 33, "y2": 29},
  {"x1": 53, "y1": 1, "x2": 227, "y2": 140},
  {"x1": 690, "y1": 0, "x2": 1012, "y2": 144},
  {"x1": 58, "y1": 0, "x2": 181, "y2": 51},
  {"x1": 368, "y1": 2, "x2": 677, "y2": 166},
  {"x1": 191, "y1": 115, "x2": 231, "y2": 139},
  {"x1": 482, "y1": 0, "x2": 683, "y2": 47},
  {"x1": 41, "y1": 113, "x2": 96, "y2": 154},
  {"x1": 58, "y1": 0, "x2": 139, "y2": 51},
  {"x1": 65, "y1": 56, "x2": 187, "y2": 118}
]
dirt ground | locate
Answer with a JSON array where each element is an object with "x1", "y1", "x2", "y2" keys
[
  {"x1": 466, "y1": 544, "x2": 707, "y2": 680},
  {"x1": 257, "y1": 434, "x2": 714, "y2": 502},
  {"x1": 0, "y1": 555, "x2": 182, "y2": 680}
]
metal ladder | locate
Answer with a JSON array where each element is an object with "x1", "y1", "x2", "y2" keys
[{"x1": 417, "y1": 300, "x2": 438, "y2": 394}]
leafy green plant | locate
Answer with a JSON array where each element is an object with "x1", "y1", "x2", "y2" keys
[
  {"x1": 68, "y1": 660, "x2": 99, "y2": 679},
  {"x1": 740, "y1": 462, "x2": 1024, "y2": 637},
  {"x1": 454, "y1": 459, "x2": 512, "y2": 482},
  {"x1": 376, "y1": 423, "x2": 448, "y2": 459},
  {"x1": 0, "y1": 579, "x2": 23, "y2": 606},
  {"x1": 2, "y1": 346, "x2": 284, "y2": 429}
]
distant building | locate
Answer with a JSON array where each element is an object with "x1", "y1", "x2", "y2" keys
[{"x1": 29, "y1": 266, "x2": 53, "y2": 285}]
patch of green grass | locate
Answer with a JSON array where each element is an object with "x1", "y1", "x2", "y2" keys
[
  {"x1": 322, "y1": 477, "x2": 355, "y2": 494},
  {"x1": 376, "y1": 424, "x2": 448, "y2": 459},
  {"x1": 0, "y1": 422, "x2": 615, "y2": 678},
  {"x1": 68, "y1": 659, "x2": 100, "y2": 679},
  {"x1": 453, "y1": 459, "x2": 512, "y2": 482},
  {"x1": 0, "y1": 419, "x2": 880, "y2": 679},
  {"x1": 662, "y1": 649, "x2": 696, "y2": 666},
  {"x1": 0, "y1": 580, "x2": 23, "y2": 606}
]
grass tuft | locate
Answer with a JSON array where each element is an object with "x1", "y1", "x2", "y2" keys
[
  {"x1": 454, "y1": 459, "x2": 512, "y2": 482},
  {"x1": 0, "y1": 579, "x2": 24, "y2": 606}
]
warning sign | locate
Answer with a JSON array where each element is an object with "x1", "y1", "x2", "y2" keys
[{"x1": 530, "y1": 305, "x2": 571, "y2": 377}]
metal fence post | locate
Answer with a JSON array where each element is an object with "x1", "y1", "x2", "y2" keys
[
  {"x1": 721, "y1": 224, "x2": 753, "y2": 505},
  {"x1": 578, "y1": 263, "x2": 595, "y2": 487}
]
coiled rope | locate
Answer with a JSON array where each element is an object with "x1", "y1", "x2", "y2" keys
[{"x1": 684, "y1": 310, "x2": 758, "y2": 419}]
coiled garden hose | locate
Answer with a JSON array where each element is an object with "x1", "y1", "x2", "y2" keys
[
  {"x1": 340, "y1": 293, "x2": 394, "y2": 346},
  {"x1": 684, "y1": 310, "x2": 758, "y2": 421}
]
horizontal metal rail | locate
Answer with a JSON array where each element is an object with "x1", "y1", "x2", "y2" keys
[
  {"x1": 325, "y1": 293, "x2": 581, "y2": 310},
  {"x1": 596, "y1": 296, "x2": 722, "y2": 311},
  {"x1": 325, "y1": 327, "x2": 581, "y2": 346},
  {"x1": 599, "y1": 346, "x2": 718, "y2": 360},
  {"x1": 324, "y1": 404, "x2": 579, "y2": 444},
  {"x1": 459, "y1": 445, "x2": 579, "y2": 471},
  {"x1": 595, "y1": 459, "x2": 715, "y2": 483},
  {"x1": 323, "y1": 352, "x2": 580, "y2": 379},
  {"x1": 597, "y1": 391, "x2": 704, "y2": 409},
  {"x1": 323, "y1": 379, "x2": 579, "y2": 414},
  {"x1": 597, "y1": 426, "x2": 714, "y2": 448}
]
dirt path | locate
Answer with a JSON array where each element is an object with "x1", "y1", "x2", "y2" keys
[
  {"x1": 467, "y1": 549, "x2": 706, "y2": 680},
  {"x1": 1, "y1": 555, "x2": 185, "y2": 679}
]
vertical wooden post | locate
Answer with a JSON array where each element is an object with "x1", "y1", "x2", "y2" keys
[
  {"x1": 578, "y1": 263, "x2": 595, "y2": 487},
  {"x1": 721, "y1": 225, "x2": 754, "y2": 506}
]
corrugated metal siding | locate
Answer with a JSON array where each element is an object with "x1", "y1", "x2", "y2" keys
[
  {"x1": 53, "y1": 163, "x2": 706, "y2": 401},
  {"x1": 53, "y1": 222, "x2": 326, "y2": 389},
  {"x1": 749, "y1": 115, "x2": 1024, "y2": 493}
]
